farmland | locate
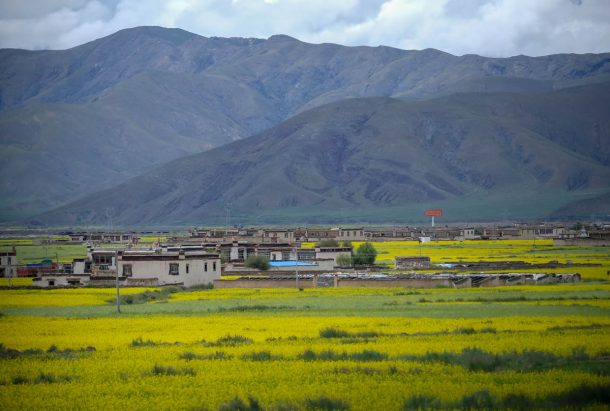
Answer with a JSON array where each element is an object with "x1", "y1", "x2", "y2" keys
[
  {"x1": 1, "y1": 239, "x2": 609, "y2": 410},
  {"x1": 1, "y1": 283, "x2": 610, "y2": 410}
]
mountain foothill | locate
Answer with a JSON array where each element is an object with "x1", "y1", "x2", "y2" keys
[{"x1": 1, "y1": 26, "x2": 609, "y2": 225}]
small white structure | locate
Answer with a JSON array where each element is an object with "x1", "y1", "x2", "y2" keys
[
  {"x1": 315, "y1": 247, "x2": 352, "y2": 266},
  {"x1": 33, "y1": 275, "x2": 90, "y2": 288},
  {"x1": 118, "y1": 249, "x2": 221, "y2": 287},
  {"x1": 260, "y1": 229, "x2": 295, "y2": 243},
  {"x1": 0, "y1": 247, "x2": 17, "y2": 278}
]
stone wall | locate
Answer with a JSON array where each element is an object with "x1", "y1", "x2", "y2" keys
[
  {"x1": 337, "y1": 278, "x2": 452, "y2": 288},
  {"x1": 214, "y1": 278, "x2": 315, "y2": 288}
]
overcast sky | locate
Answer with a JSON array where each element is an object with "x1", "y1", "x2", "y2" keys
[{"x1": 0, "y1": 0, "x2": 609, "y2": 56}]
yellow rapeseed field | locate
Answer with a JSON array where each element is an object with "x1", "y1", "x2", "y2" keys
[
  {"x1": 0, "y1": 287, "x2": 158, "y2": 308},
  {"x1": 1, "y1": 284, "x2": 609, "y2": 410}
]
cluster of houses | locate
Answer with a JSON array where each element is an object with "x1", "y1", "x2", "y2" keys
[
  {"x1": 27, "y1": 241, "x2": 353, "y2": 288},
  {"x1": 2, "y1": 222, "x2": 608, "y2": 288},
  {"x1": 35, "y1": 223, "x2": 608, "y2": 249},
  {"x1": 179, "y1": 224, "x2": 602, "y2": 242}
]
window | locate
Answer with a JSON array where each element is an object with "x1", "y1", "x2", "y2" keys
[
  {"x1": 186, "y1": 264, "x2": 189, "y2": 274},
  {"x1": 48, "y1": 280, "x2": 55, "y2": 286},
  {"x1": 213, "y1": 262, "x2": 217, "y2": 271},
  {"x1": 123, "y1": 264, "x2": 132, "y2": 277},
  {"x1": 169, "y1": 263, "x2": 179, "y2": 275},
  {"x1": 204, "y1": 262, "x2": 208, "y2": 272}
]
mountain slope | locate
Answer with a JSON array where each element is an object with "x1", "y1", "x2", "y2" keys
[
  {"x1": 2, "y1": 26, "x2": 610, "y2": 220},
  {"x1": 37, "y1": 82, "x2": 610, "y2": 225}
]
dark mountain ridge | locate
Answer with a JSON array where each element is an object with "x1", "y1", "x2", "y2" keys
[
  {"x1": 38, "y1": 82, "x2": 610, "y2": 226},
  {"x1": 2, "y1": 26, "x2": 610, "y2": 222}
]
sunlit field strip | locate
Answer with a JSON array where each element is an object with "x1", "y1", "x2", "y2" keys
[
  {"x1": 505, "y1": 298, "x2": 610, "y2": 307},
  {"x1": 2, "y1": 314, "x2": 609, "y2": 352},
  {"x1": 0, "y1": 288, "x2": 159, "y2": 308},
  {"x1": 0, "y1": 278, "x2": 33, "y2": 287},
  {"x1": 1, "y1": 314, "x2": 609, "y2": 410},
  {"x1": 1, "y1": 358, "x2": 606, "y2": 411},
  {"x1": 169, "y1": 283, "x2": 610, "y2": 302}
]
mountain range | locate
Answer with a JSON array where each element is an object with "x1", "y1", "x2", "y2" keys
[{"x1": 1, "y1": 26, "x2": 609, "y2": 225}]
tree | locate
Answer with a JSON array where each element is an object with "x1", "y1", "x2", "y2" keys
[
  {"x1": 353, "y1": 242, "x2": 377, "y2": 266},
  {"x1": 318, "y1": 239, "x2": 339, "y2": 247},
  {"x1": 341, "y1": 241, "x2": 352, "y2": 248},
  {"x1": 336, "y1": 254, "x2": 352, "y2": 268},
  {"x1": 245, "y1": 255, "x2": 270, "y2": 270}
]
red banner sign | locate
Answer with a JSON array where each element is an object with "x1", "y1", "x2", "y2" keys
[{"x1": 424, "y1": 208, "x2": 443, "y2": 217}]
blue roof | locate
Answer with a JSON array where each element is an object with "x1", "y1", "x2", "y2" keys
[{"x1": 269, "y1": 261, "x2": 316, "y2": 267}]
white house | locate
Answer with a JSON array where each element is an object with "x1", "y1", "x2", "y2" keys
[
  {"x1": 315, "y1": 247, "x2": 352, "y2": 266},
  {"x1": 34, "y1": 247, "x2": 221, "y2": 288},
  {"x1": 117, "y1": 249, "x2": 221, "y2": 287},
  {"x1": 0, "y1": 247, "x2": 17, "y2": 278}
]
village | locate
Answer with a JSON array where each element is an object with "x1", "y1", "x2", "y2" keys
[{"x1": 2, "y1": 222, "x2": 606, "y2": 290}]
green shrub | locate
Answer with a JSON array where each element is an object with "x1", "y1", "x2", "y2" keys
[
  {"x1": 458, "y1": 390, "x2": 495, "y2": 410},
  {"x1": 219, "y1": 396, "x2": 264, "y2": 411},
  {"x1": 318, "y1": 350, "x2": 344, "y2": 361},
  {"x1": 241, "y1": 351, "x2": 275, "y2": 361},
  {"x1": 335, "y1": 254, "x2": 352, "y2": 268},
  {"x1": 150, "y1": 364, "x2": 195, "y2": 376},
  {"x1": 151, "y1": 364, "x2": 179, "y2": 376},
  {"x1": 454, "y1": 327, "x2": 476, "y2": 335},
  {"x1": 546, "y1": 383, "x2": 610, "y2": 408},
  {"x1": 402, "y1": 394, "x2": 441, "y2": 410},
  {"x1": 131, "y1": 337, "x2": 159, "y2": 347},
  {"x1": 317, "y1": 239, "x2": 339, "y2": 247},
  {"x1": 11, "y1": 375, "x2": 29, "y2": 385},
  {"x1": 459, "y1": 348, "x2": 499, "y2": 372},
  {"x1": 180, "y1": 351, "x2": 231, "y2": 361},
  {"x1": 208, "y1": 335, "x2": 253, "y2": 347},
  {"x1": 348, "y1": 350, "x2": 388, "y2": 362},
  {"x1": 352, "y1": 243, "x2": 377, "y2": 265},
  {"x1": 245, "y1": 255, "x2": 270, "y2": 270},
  {"x1": 304, "y1": 396, "x2": 349, "y2": 411},
  {"x1": 501, "y1": 393, "x2": 532, "y2": 410},
  {"x1": 319, "y1": 327, "x2": 350, "y2": 338},
  {"x1": 299, "y1": 349, "x2": 317, "y2": 361},
  {"x1": 35, "y1": 372, "x2": 73, "y2": 384}
]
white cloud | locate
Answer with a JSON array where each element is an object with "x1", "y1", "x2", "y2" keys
[{"x1": 0, "y1": 0, "x2": 608, "y2": 56}]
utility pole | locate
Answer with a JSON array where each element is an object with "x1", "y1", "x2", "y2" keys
[
  {"x1": 295, "y1": 253, "x2": 299, "y2": 289},
  {"x1": 115, "y1": 249, "x2": 121, "y2": 314}
]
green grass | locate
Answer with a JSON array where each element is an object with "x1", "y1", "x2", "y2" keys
[
  {"x1": 3, "y1": 284, "x2": 609, "y2": 318},
  {"x1": 0, "y1": 244, "x2": 87, "y2": 264}
]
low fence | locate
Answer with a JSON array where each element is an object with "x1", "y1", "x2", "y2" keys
[{"x1": 214, "y1": 273, "x2": 580, "y2": 289}]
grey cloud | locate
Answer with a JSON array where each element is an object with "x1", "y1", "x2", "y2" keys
[
  {"x1": 0, "y1": 0, "x2": 608, "y2": 56},
  {"x1": 443, "y1": 0, "x2": 491, "y2": 19}
]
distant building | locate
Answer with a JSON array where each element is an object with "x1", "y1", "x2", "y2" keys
[
  {"x1": 68, "y1": 232, "x2": 139, "y2": 243},
  {"x1": 117, "y1": 249, "x2": 221, "y2": 287},
  {"x1": 260, "y1": 229, "x2": 295, "y2": 243},
  {"x1": 0, "y1": 247, "x2": 17, "y2": 278},
  {"x1": 315, "y1": 247, "x2": 352, "y2": 265},
  {"x1": 294, "y1": 227, "x2": 365, "y2": 242},
  {"x1": 395, "y1": 256, "x2": 431, "y2": 270},
  {"x1": 34, "y1": 247, "x2": 220, "y2": 288}
]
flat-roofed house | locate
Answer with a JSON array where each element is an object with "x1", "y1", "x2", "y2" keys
[
  {"x1": 0, "y1": 247, "x2": 17, "y2": 278},
  {"x1": 118, "y1": 249, "x2": 221, "y2": 287}
]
